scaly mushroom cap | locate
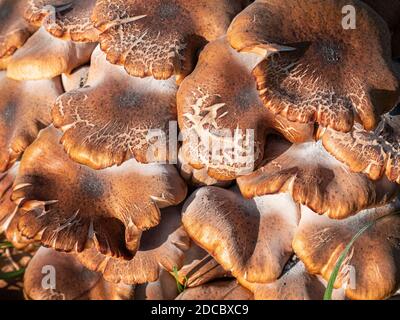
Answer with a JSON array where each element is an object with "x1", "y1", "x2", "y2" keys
[
  {"x1": 228, "y1": 0, "x2": 400, "y2": 132},
  {"x1": 24, "y1": 0, "x2": 99, "y2": 42},
  {"x1": 0, "y1": 55, "x2": 11, "y2": 70},
  {"x1": 0, "y1": 0, "x2": 35, "y2": 59},
  {"x1": 136, "y1": 269, "x2": 179, "y2": 300},
  {"x1": 24, "y1": 247, "x2": 134, "y2": 300},
  {"x1": 11, "y1": 126, "x2": 187, "y2": 259},
  {"x1": 53, "y1": 46, "x2": 178, "y2": 170},
  {"x1": 293, "y1": 200, "x2": 400, "y2": 300},
  {"x1": 320, "y1": 114, "x2": 400, "y2": 183},
  {"x1": 77, "y1": 206, "x2": 190, "y2": 285},
  {"x1": 238, "y1": 135, "x2": 399, "y2": 219},
  {"x1": 182, "y1": 187, "x2": 300, "y2": 283},
  {"x1": 178, "y1": 37, "x2": 314, "y2": 180},
  {"x1": 241, "y1": 260, "x2": 344, "y2": 300},
  {"x1": 61, "y1": 65, "x2": 89, "y2": 92},
  {"x1": 91, "y1": 0, "x2": 248, "y2": 80},
  {"x1": 176, "y1": 280, "x2": 253, "y2": 300},
  {"x1": 7, "y1": 27, "x2": 96, "y2": 80},
  {"x1": 0, "y1": 71, "x2": 63, "y2": 172}
]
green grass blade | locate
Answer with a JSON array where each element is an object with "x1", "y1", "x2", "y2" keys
[
  {"x1": 0, "y1": 268, "x2": 25, "y2": 280},
  {"x1": 323, "y1": 211, "x2": 399, "y2": 300},
  {"x1": 0, "y1": 241, "x2": 13, "y2": 249}
]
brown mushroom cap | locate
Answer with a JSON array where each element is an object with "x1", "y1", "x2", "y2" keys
[
  {"x1": 293, "y1": 200, "x2": 400, "y2": 300},
  {"x1": 11, "y1": 126, "x2": 187, "y2": 259},
  {"x1": 24, "y1": 0, "x2": 99, "y2": 42},
  {"x1": 135, "y1": 269, "x2": 179, "y2": 300},
  {"x1": 240, "y1": 260, "x2": 345, "y2": 300},
  {"x1": 0, "y1": 163, "x2": 18, "y2": 233},
  {"x1": 237, "y1": 135, "x2": 399, "y2": 219},
  {"x1": 7, "y1": 27, "x2": 96, "y2": 80},
  {"x1": 178, "y1": 37, "x2": 314, "y2": 181},
  {"x1": 91, "y1": 0, "x2": 249, "y2": 80},
  {"x1": 319, "y1": 114, "x2": 400, "y2": 183},
  {"x1": 77, "y1": 206, "x2": 190, "y2": 285},
  {"x1": 53, "y1": 46, "x2": 178, "y2": 170},
  {"x1": 61, "y1": 65, "x2": 89, "y2": 92},
  {"x1": 182, "y1": 187, "x2": 300, "y2": 284},
  {"x1": 0, "y1": 0, "x2": 36, "y2": 59},
  {"x1": 0, "y1": 55, "x2": 11, "y2": 70},
  {"x1": 176, "y1": 279, "x2": 253, "y2": 300},
  {"x1": 0, "y1": 71, "x2": 63, "y2": 172},
  {"x1": 228, "y1": 0, "x2": 400, "y2": 132},
  {"x1": 24, "y1": 247, "x2": 134, "y2": 300}
]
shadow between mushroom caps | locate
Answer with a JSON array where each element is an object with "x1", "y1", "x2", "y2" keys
[
  {"x1": 228, "y1": 0, "x2": 400, "y2": 132},
  {"x1": 11, "y1": 126, "x2": 187, "y2": 259}
]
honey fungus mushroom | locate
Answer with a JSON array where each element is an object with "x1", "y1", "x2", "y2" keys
[
  {"x1": 52, "y1": 46, "x2": 178, "y2": 170},
  {"x1": 178, "y1": 37, "x2": 314, "y2": 181},
  {"x1": 24, "y1": 0, "x2": 99, "y2": 42},
  {"x1": 228, "y1": 0, "x2": 400, "y2": 132},
  {"x1": 77, "y1": 206, "x2": 190, "y2": 285},
  {"x1": 91, "y1": 0, "x2": 250, "y2": 81},
  {"x1": 7, "y1": 27, "x2": 96, "y2": 80},
  {"x1": 237, "y1": 135, "x2": 399, "y2": 219},
  {"x1": 293, "y1": 200, "x2": 400, "y2": 300},
  {"x1": 319, "y1": 114, "x2": 400, "y2": 183},
  {"x1": 0, "y1": 72, "x2": 63, "y2": 172},
  {"x1": 182, "y1": 187, "x2": 300, "y2": 284},
  {"x1": 24, "y1": 247, "x2": 134, "y2": 300},
  {"x1": 0, "y1": 0, "x2": 36, "y2": 59},
  {"x1": 11, "y1": 126, "x2": 187, "y2": 259}
]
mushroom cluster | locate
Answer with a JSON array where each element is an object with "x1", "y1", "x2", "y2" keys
[{"x1": 0, "y1": 0, "x2": 400, "y2": 300}]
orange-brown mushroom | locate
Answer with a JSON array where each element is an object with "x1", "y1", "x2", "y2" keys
[
  {"x1": 77, "y1": 206, "x2": 190, "y2": 285},
  {"x1": 319, "y1": 114, "x2": 400, "y2": 183},
  {"x1": 293, "y1": 200, "x2": 400, "y2": 300},
  {"x1": 52, "y1": 46, "x2": 178, "y2": 169},
  {"x1": 182, "y1": 187, "x2": 300, "y2": 284},
  {"x1": 0, "y1": 0, "x2": 36, "y2": 59},
  {"x1": 178, "y1": 37, "x2": 314, "y2": 180},
  {"x1": 240, "y1": 260, "x2": 345, "y2": 300},
  {"x1": 228, "y1": 0, "x2": 400, "y2": 132},
  {"x1": 11, "y1": 126, "x2": 187, "y2": 259},
  {"x1": 7, "y1": 27, "x2": 96, "y2": 80},
  {"x1": 237, "y1": 135, "x2": 399, "y2": 219},
  {"x1": 91, "y1": 0, "x2": 250, "y2": 80},
  {"x1": 0, "y1": 71, "x2": 63, "y2": 172},
  {"x1": 24, "y1": 247, "x2": 134, "y2": 300},
  {"x1": 24, "y1": 0, "x2": 99, "y2": 42}
]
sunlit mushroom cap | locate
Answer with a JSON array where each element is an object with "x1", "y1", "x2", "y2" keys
[
  {"x1": 77, "y1": 206, "x2": 190, "y2": 285},
  {"x1": 7, "y1": 27, "x2": 96, "y2": 80},
  {"x1": 319, "y1": 114, "x2": 400, "y2": 183},
  {"x1": 237, "y1": 135, "x2": 399, "y2": 219},
  {"x1": 293, "y1": 200, "x2": 400, "y2": 300},
  {"x1": 176, "y1": 280, "x2": 253, "y2": 300},
  {"x1": 178, "y1": 37, "x2": 314, "y2": 180},
  {"x1": 228, "y1": 0, "x2": 400, "y2": 132},
  {"x1": 24, "y1": 0, "x2": 99, "y2": 42},
  {"x1": 24, "y1": 247, "x2": 134, "y2": 300},
  {"x1": 11, "y1": 126, "x2": 187, "y2": 259},
  {"x1": 0, "y1": 71, "x2": 63, "y2": 172},
  {"x1": 91, "y1": 0, "x2": 248, "y2": 80},
  {"x1": 0, "y1": 0, "x2": 36, "y2": 59},
  {"x1": 182, "y1": 187, "x2": 300, "y2": 284},
  {"x1": 53, "y1": 46, "x2": 178, "y2": 170}
]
